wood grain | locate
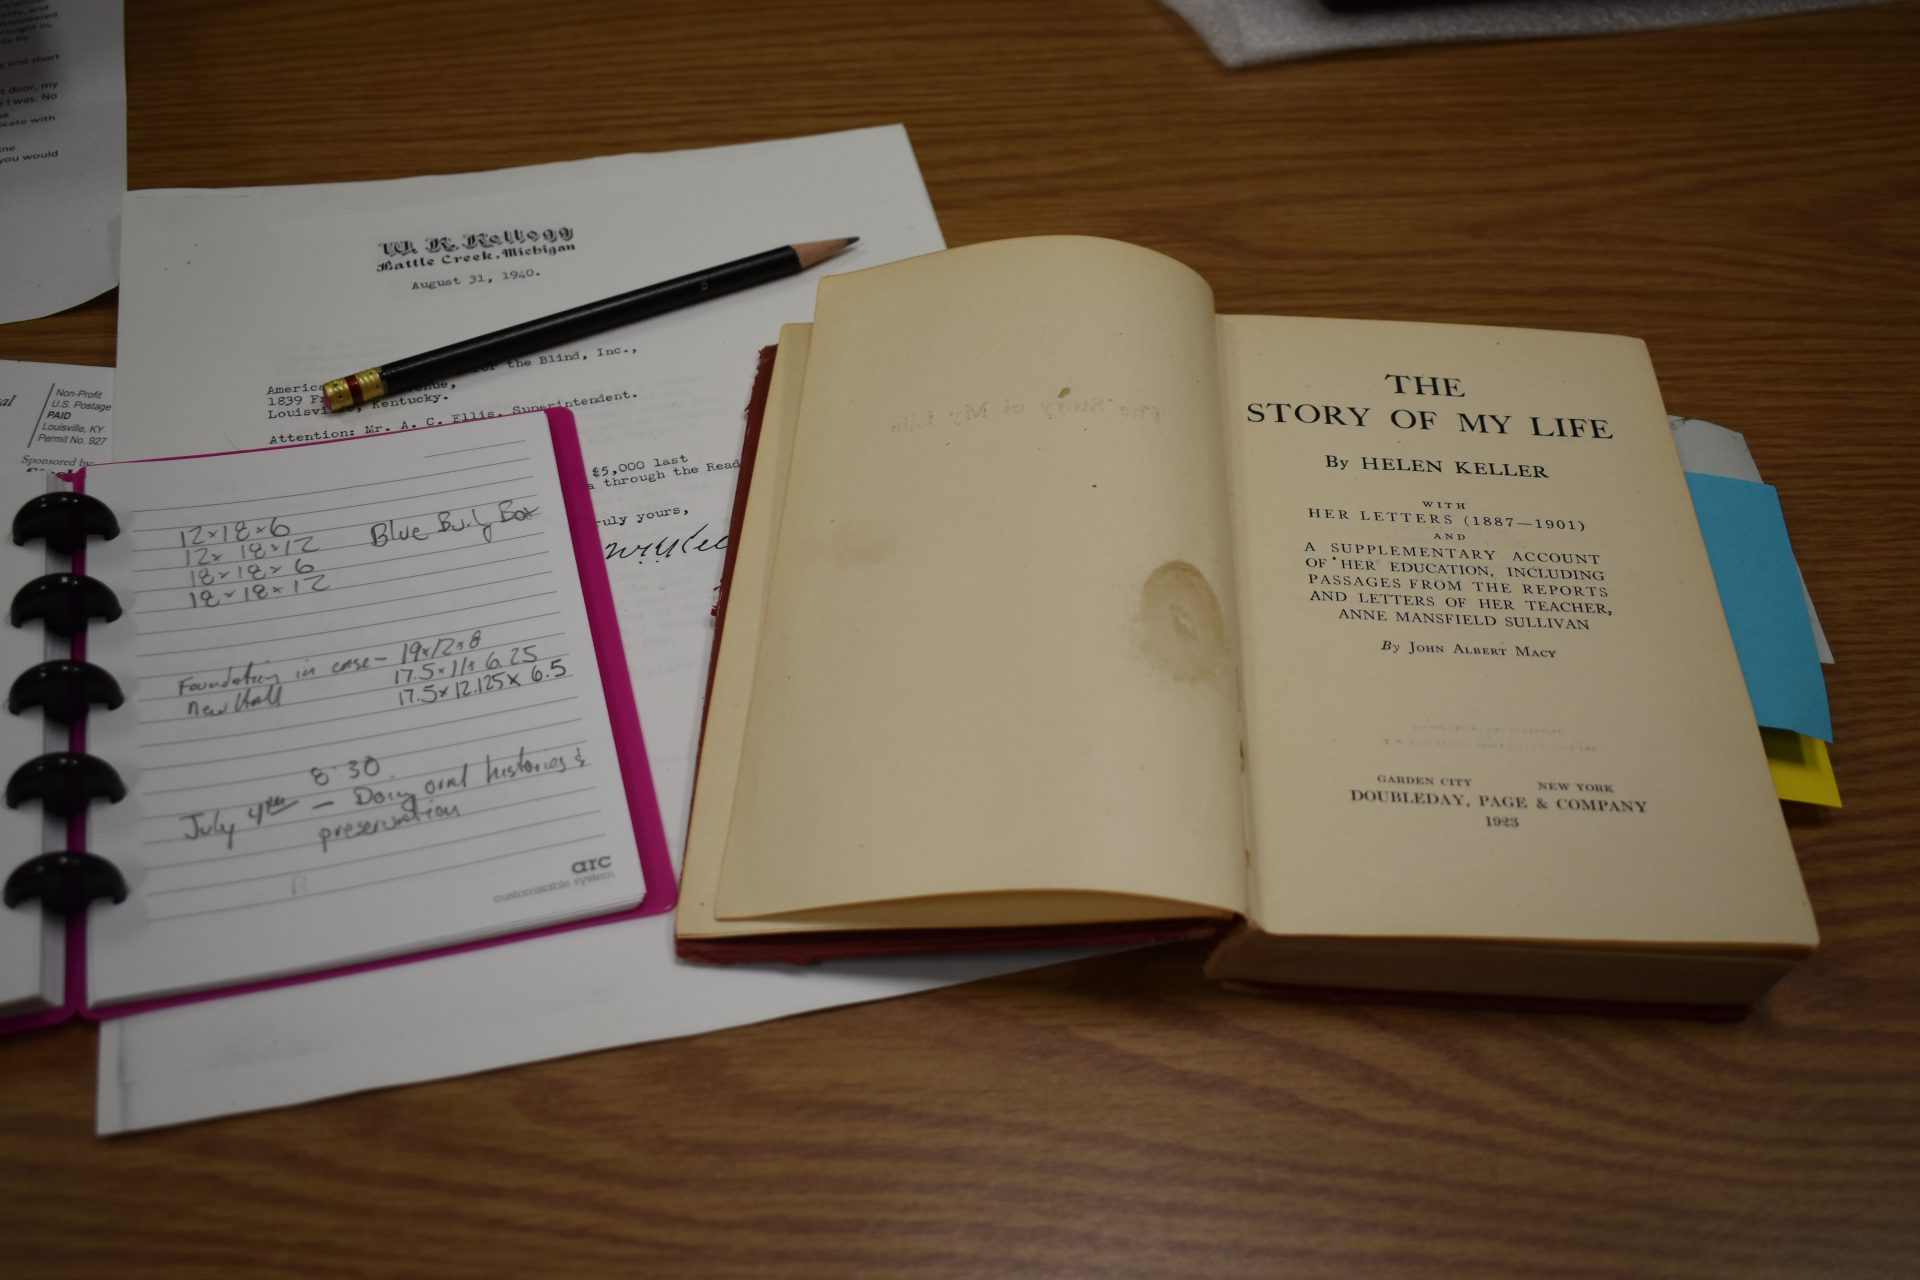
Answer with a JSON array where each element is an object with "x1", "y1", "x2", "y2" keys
[{"x1": 4, "y1": 1, "x2": 1919, "y2": 1275}]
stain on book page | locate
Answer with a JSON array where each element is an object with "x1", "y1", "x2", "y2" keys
[
  {"x1": 1138, "y1": 561, "x2": 1226, "y2": 682},
  {"x1": 827, "y1": 517, "x2": 897, "y2": 566}
]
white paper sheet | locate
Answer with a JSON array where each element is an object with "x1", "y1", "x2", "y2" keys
[
  {"x1": 95, "y1": 128, "x2": 1082, "y2": 1132},
  {"x1": 96, "y1": 919, "x2": 1075, "y2": 1131},
  {"x1": 117, "y1": 127, "x2": 944, "y2": 860},
  {"x1": 0, "y1": 0, "x2": 124, "y2": 323},
  {"x1": 0, "y1": 358, "x2": 112, "y2": 470}
]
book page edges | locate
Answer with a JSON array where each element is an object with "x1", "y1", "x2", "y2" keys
[
  {"x1": 680, "y1": 917, "x2": 1224, "y2": 965},
  {"x1": 677, "y1": 324, "x2": 813, "y2": 944},
  {"x1": 689, "y1": 891, "x2": 1233, "y2": 936},
  {"x1": 1203, "y1": 925, "x2": 1812, "y2": 1008}
]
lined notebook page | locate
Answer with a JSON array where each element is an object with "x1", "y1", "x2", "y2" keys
[
  {"x1": 0, "y1": 472, "x2": 67, "y2": 1016},
  {"x1": 82, "y1": 415, "x2": 643, "y2": 1006}
]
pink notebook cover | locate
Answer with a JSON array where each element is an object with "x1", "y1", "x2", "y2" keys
[{"x1": 1, "y1": 407, "x2": 676, "y2": 1034}]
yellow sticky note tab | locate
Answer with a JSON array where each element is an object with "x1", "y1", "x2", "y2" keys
[{"x1": 1762, "y1": 728, "x2": 1841, "y2": 807}]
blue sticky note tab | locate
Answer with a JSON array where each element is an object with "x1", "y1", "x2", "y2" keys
[{"x1": 1685, "y1": 473, "x2": 1831, "y2": 741}]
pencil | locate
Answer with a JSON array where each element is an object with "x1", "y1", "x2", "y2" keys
[{"x1": 321, "y1": 237, "x2": 859, "y2": 412}]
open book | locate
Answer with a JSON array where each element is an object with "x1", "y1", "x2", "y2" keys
[
  {"x1": 677, "y1": 237, "x2": 1818, "y2": 1013},
  {"x1": 1, "y1": 409, "x2": 675, "y2": 1031}
]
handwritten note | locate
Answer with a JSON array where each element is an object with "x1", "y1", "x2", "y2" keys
[{"x1": 82, "y1": 414, "x2": 643, "y2": 1006}]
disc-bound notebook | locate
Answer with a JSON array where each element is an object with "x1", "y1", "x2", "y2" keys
[{"x1": 0, "y1": 408, "x2": 676, "y2": 1033}]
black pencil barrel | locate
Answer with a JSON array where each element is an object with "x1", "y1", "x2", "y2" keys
[{"x1": 380, "y1": 245, "x2": 803, "y2": 396}]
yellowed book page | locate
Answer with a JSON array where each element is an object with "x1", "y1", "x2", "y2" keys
[
  {"x1": 683, "y1": 329, "x2": 1198, "y2": 937},
  {"x1": 1218, "y1": 315, "x2": 1817, "y2": 951},
  {"x1": 713, "y1": 237, "x2": 1246, "y2": 923}
]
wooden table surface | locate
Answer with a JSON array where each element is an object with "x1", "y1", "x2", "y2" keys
[{"x1": 5, "y1": 1, "x2": 1918, "y2": 1275}]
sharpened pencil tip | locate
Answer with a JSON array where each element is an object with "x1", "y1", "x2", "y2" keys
[{"x1": 793, "y1": 237, "x2": 860, "y2": 269}]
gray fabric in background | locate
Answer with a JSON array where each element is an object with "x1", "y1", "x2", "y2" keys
[{"x1": 1164, "y1": 0, "x2": 1879, "y2": 65}]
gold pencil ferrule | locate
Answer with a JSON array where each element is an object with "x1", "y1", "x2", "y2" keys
[{"x1": 321, "y1": 367, "x2": 388, "y2": 413}]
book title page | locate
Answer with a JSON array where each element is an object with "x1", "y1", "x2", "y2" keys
[{"x1": 1219, "y1": 316, "x2": 1814, "y2": 949}]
